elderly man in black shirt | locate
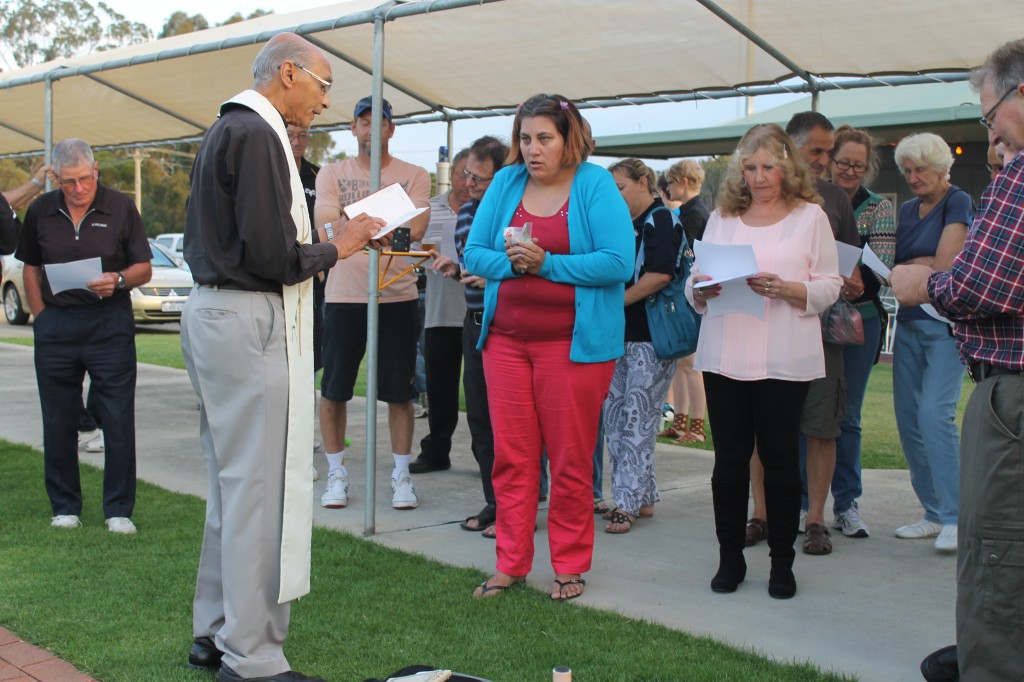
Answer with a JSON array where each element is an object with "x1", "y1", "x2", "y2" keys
[
  {"x1": 180, "y1": 32, "x2": 382, "y2": 682},
  {"x1": 16, "y1": 138, "x2": 153, "y2": 534}
]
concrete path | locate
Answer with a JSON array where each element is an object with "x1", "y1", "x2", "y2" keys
[{"x1": 0, "y1": 330, "x2": 955, "y2": 681}]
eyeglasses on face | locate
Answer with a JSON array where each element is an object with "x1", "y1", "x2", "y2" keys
[
  {"x1": 980, "y1": 85, "x2": 1017, "y2": 130},
  {"x1": 58, "y1": 172, "x2": 96, "y2": 189},
  {"x1": 987, "y1": 163, "x2": 1004, "y2": 174},
  {"x1": 460, "y1": 167, "x2": 493, "y2": 184},
  {"x1": 295, "y1": 63, "x2": 332, "y2": 96},
  {"x1": 832, "y1": 158, "x2": 868, "y2": 174}
]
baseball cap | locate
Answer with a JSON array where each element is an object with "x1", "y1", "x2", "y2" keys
[{"x1": 353, "y1": 96, "x2": 393, "y2": 121}]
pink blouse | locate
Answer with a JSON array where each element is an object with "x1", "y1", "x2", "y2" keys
[{"x1": 685, "y1": 202, "x2": 842, "y2": 381}]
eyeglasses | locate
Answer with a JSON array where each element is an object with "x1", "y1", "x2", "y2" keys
[
  {"x1": 460, "y1": 167, "x2": 493, "y2": 184},
  {"x1": 832, "y1": 158, "x2": 868, "y2": 174},
  {"x1": 987, "y1": 163, "x2": 1004, "y2": 174},
  {"x1": 295, "y1": 64, "x2": 332, "y2": 96},
  {"x1": 58, "y1": 172, "x2": 96, "y2": 189},
  {"x1": 980, "y1": 85, "x2": 1017, "y2": 130}
]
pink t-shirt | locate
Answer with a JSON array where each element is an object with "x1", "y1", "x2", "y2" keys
[
  {"x1": 686, "y1": 201, "x2": 842, "y2": 381},
  {"x1": 316, "y1": 157, "x2": 431, "y2": 303}
]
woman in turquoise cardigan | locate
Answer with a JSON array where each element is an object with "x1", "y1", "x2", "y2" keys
[{"x1": 464, "y1": 93, "x2": 633, "y2": 601}]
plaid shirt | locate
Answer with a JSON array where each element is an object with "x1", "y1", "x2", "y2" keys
[
  {"x1": 929, "y1": 151, "x2": 1024, "y2": 369},
  {"x1": 454, "y1": 198, "x2": 484, "y2": 312}
]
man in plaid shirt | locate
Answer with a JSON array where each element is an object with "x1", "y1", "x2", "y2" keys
[{"x1": 892, "y1": 38, "x2": 1024, "y2": 682}]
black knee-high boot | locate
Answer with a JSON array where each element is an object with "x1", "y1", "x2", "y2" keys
[
  {"x1": 710, "y1": 479, "x2": 749, "y2": 593},
  {"x1": 764, "y1": 481, "x2": 801, "y2": 599}
]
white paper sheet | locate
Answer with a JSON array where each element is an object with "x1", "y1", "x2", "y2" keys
[
  {"x1": 343, "y1": 183, "x2": 428, "y2": 239},
  {"x1": 861, "y1": 244, "x2": 891, "y2": 280},
  {"x1": 836, "y1": 241, "x2": 863, "y2": 278},
  {"x1": 44, "y1": 257, "x2": 102, "y2": 295},
  {"x1": 692, "y1": 241, "x2": 763, "y2": 318}
]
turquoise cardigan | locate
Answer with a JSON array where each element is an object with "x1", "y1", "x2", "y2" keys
[{"x1": 464, "y1": 162, "x2": 634, "y2": 363}]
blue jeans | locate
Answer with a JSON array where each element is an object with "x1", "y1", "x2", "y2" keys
[
  {"x1": 892, "y1": 318, "x2": 964, "y2": 525},
  {"x1": 831, "y1": 314, "x2": 882, "y2": 514}
]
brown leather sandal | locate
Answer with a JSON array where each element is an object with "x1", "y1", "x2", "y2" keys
[
  {"x1": 745, "y1": 517, "x2": 768, "y2": 547},
  {"x1": 658, "y1": 413, "x2": 687, "y2": 439},
  {"x1": 675, "y1": 417, "x2": 706, "y2": 444}
]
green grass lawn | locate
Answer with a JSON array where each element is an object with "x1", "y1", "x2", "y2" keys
[
  {"x1": 0, "y1": 441, "x2": 849, "y2": 682},
  {"x1": 1, "y1": 333, "x2": 973, "y2": 471}
]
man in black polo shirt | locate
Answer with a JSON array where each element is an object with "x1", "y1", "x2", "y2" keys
[{"x1": 17, "y1": 138, "x2": 153, "y2": 534}]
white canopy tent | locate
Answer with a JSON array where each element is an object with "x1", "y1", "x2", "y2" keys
[{"x1": 3, "y1": 0, "x2": 1020, "y2": 533}]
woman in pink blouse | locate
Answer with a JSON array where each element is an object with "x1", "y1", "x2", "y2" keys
[{"x1": 686, "y1": 124, "x2": 841, "y2": 599}]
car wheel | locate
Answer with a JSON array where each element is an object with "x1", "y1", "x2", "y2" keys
[{"x1": 3, "y1": 284, "x2": 29, "y2": 325}]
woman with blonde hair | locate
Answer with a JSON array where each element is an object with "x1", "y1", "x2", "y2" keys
[
  {"x1": 686, "y1": 123, "x2": 841, "y2": 598},
  {"x1": 658, "y1": 159, "x2": 710, "y2": 444}
]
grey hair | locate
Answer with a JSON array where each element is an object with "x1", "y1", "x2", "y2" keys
[
  {"x1": 452, "y1": 148, "x2": 470, "y2": 168},
  {"x1": 894, "y1": 132, "x2": 954, "y2": 179},
  {"x1": 52, "y1": 139, "x2": 94, "y2": 174},
  {"x1": 251, "y1": 34, "x2": 319, "y2": 87},
  {"x1": 785, "y1": 111, "x2": 835, "y2": 150},
  {"x1": 971, "y1": 38, "x2": 1024, "y2": 97}
]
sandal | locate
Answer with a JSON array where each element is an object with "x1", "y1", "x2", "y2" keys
[
  {"x1": 460, "y1": 504, "x2": 496, "y2": 532},
  {"x1": 674, "y1": 417, "x2": 706, "y2": 444},
  {"x1": 593, "y1": 498, "x2": 610, "y2": 515},
  {"x1": 803, "y1": 522, "x2": 833, "y2": 555},
  {"x1": 658, "y1": 413, "x2": 687, "y2": 439},
  {"x1": 481, "y1": 523, "x2": 496, "y2": 539},
  {"x1": 472, "y1": 575, "x2": 525, "y2": 599},
  {"x1": 551, "y1": 577, "x2": 586, "y2": 601},
  {"x1": 604, "y1": 508, "x2": 635, "y2": 534},
  {"x1": 745, "y1": 517, "x2": 768, "y2": 547},
  {"x1": 638, "y1": 504, "x2": 654, "y2": 518}
]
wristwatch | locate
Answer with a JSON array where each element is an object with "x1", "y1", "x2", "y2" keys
[
  {"x1": 323, "y1": 222, "x2": 335, "y2": 241},
  {"x1": 116, "y1": 272, "x2": 126, "y2": 290}
]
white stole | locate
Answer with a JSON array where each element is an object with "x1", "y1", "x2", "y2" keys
[{"x1": 225, "y1": 90, "x2": 314, "y2": 604}]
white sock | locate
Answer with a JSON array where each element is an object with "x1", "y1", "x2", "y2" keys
[
  {"x1": 392, "y1": 453, "x2": 412, "y2": 479},
  {"x1": 326, "y1": 450, "x2": 345, "y2": 475}
]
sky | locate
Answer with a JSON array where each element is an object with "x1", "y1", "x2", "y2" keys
[{"x1": 100, "y1": 0, "x2": 798, "y2": 172}]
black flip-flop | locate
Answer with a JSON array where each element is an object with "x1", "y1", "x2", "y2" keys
[
  {"x1": 551, "y1": 577, "x2": 586, "y2": 601},
  {"x1": 460, "y1": 504, "x2": 496, "y2": 531},
  {"x1": 473, "y1": 577, "x2": 523, "y2": 599}
]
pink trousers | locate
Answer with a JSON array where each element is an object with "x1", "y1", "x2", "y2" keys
[{"x1": 483, "y1": 333, "x2": 614, "y2": 576}]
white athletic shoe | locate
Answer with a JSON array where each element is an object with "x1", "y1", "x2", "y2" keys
[
  {"x1": 51, "y1": 515, "x2": 82, "y2": 529},
  {"x1": 895, "y1": 518, "x2": 943, "y2": 539},
  {"x1": 391, "y1": 473, "x2": 418, "y2": 510},
  {"x1": 321, "y1": 470, "x2": 349, "y2": 508},
  {"x1": 798, "y1": 509, "x2": 807, "y2": 534},
  {"x1": 832, "y1": 502, "x2": 870, "y2": 538},
  {"x1": 934, "y1": 525, "x2": 958, "y2": 553},
  {"x1": 105, "y1": 517, "x2": 137, "y2": 534},
  {"x1": 84, "y1": 432, "x2": 105, "y2": 453},
  {"x1": 310, "y1": 464, "x2": 320, "y2": 482}
]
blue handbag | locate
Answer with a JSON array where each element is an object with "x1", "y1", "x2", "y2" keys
[{"x1": 635, "y1": 207, "x2": 701, "y2": 360}]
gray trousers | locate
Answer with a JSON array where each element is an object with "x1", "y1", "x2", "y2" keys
[
  {"x1": 181, "y1": 286, "x2": 291, "y2": 678},
  {"x1": 956, "y1": 372, "x2": 1024, "y2": 681}
]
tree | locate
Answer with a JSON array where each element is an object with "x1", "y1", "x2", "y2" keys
[
  {"x1": 219, "y1": 9, "x2": 272, "y2": 26},
  {"x1": 700, "y1": 155, "x2": 730, "y2": 209},
  {"x1": 0, "y1": 0, "x2": 151, "y2": 70},
  {"x1": 158, "y1": 11, "x2": 209, "y2": 39}
]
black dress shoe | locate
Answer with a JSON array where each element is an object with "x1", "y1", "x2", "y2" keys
[
  {"x1": 408, "y1": 456, "x2": 450, "y2": 474},
  {"x1": 218, "y1": 664, "x2": 327, "y2": 681},
  {"x1": 920, "y1": 645, "x2": 959, "y2": 682},
  {"x1": 188, "y1": 636, "x2": 223, "y2": 670}
]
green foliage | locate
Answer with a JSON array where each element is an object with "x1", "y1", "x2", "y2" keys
[
  {"x1": 0, "y1": 442, "x2": 851, "y2": 682},
  {"x1": 0, "y1": 0, "x2": 151, "y2": 69},
  {"x1": 158, "y1": 11, "x2": 208, "y2": 39},
  {"x1": 700, "y1": 155, "x2": 730, "y2": 209}
]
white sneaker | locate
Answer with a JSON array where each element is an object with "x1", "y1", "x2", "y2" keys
[
  {"x1": 321, "y1": 470, "x2": 349, "y2": 508},
  {"x1": 105, "y1": 517, "x2": 137, "y2": 534},
  {"x1": 51, "y1": 514, "x2": 81, "y2": 529},
  {"x1": 832, "y1": 502, "x2": 870, "y2": 538},
  {"x1": 310, "y1": 464, "x2": 320, "y2": 482},
  {"x1": 895, "y1": 518, "x2": 943, "y2": 539},
  {"x1": 934, "y1": 525, "x2": 958, "y2": 553},
  {"x1": 391, "y1": 473, "x2": 418, "y2": 510},
  {"x1": 78, "y1": 429, "x2": 100, "y2": 446},
  {"x1": 798, "y1": 509, "x2": 807, "y2": 534},
  {"x1": 412, "y1": 402, "x2": 428, "y2": 419},
  {"x1": 84, "y1": 432, "x2": 105, "y2": 453}
]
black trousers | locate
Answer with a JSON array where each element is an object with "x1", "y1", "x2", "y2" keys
[
  {"x1": 34, "y1": 297, "x2": 137, "y2": 518},
  {"x1": 418, "y1": 326, "x2": 463, "y2": 463},
  {"x1": 461, "y1": 311, "x2": 495, "y2": 506}
]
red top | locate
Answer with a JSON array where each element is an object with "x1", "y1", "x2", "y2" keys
[{"x1": 491, "y1": 200, "x2": 575, "y2": 340}]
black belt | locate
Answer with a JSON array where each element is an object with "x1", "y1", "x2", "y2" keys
[
  {"x1": 968, "y1": 361, "x2": 1024, "y2": 383},
  {"x1": 469, "y1": 310, "x2": 484, "y2": 326}
]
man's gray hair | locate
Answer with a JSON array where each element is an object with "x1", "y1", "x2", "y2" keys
[
  {"x1": 251, "y1": 35, "x2": 319, "y2": 87},
  {"x1": 52, "y1": 139, "x2": 94, "y2": 174},
  {"x1": 971, "y1": 38, "x2": 1024, "y2": 97},
  {"x1": 785, "y1": 111, "x2": 835, "y2": 150}
]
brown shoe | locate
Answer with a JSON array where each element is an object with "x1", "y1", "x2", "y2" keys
[
  {"x1": 658, "y1": 413, "x2": 687, "y2": 439},
  {"x1": 745, "y1": 517, "x2": 768, "y2": 547},
  {"x1": 675, "y1": 417, "x2": 706, "y2": 444},
  {"x1": 803, "y1": 522, "x2": 833, "y2": 555}
]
